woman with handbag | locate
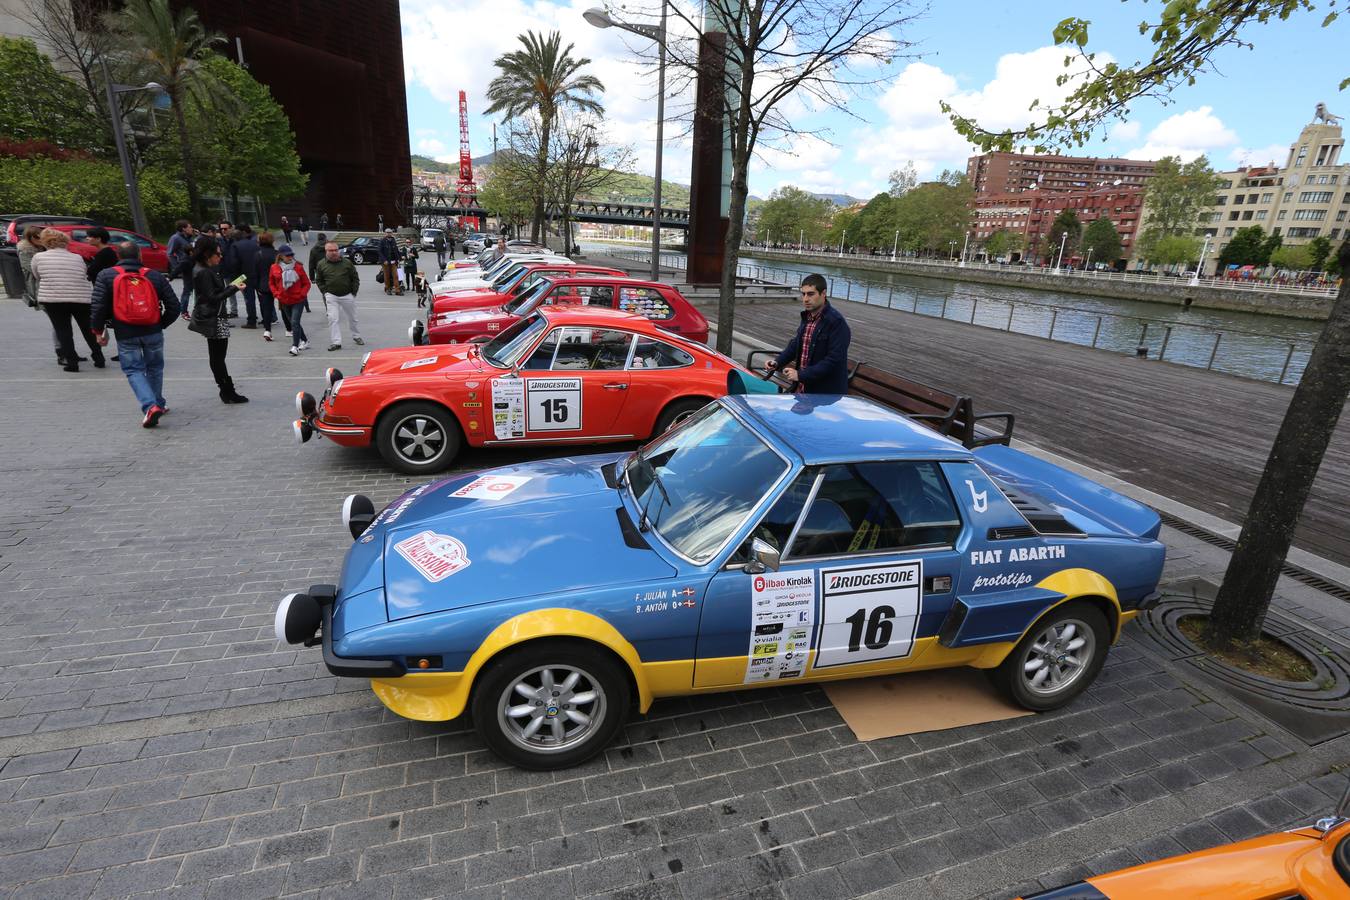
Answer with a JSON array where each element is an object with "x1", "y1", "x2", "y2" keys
[
  {"x1": 268, "y1": 244, "x2": 311, "y2": 357},
  {"x1": 189, "y1": 236, "x2": 249, "y2": 403}
]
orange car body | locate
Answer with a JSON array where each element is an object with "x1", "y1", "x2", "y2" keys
[{"x1": 1022, "y1": 820, "x2": 1350, "y2": 900}]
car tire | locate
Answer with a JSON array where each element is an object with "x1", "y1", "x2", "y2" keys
[
  {"x1": 652, "y1": 398, "x2": 708, "y2": 436},
  {"x1": 374, "y1": 402, "x2": 462, "y2": 474},
  {"x1": 991, "y1": 600, "x2": 1109, "y2": 711},
  {"x1": 471, "y1": 641, "x2": 630, "y2": 770}
]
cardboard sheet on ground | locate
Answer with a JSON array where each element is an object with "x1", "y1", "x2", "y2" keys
[{"x1": 824, "y1": 669, "x2": 1033, "y2": 741}]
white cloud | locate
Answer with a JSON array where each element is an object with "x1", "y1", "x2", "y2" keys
[
  {"x1": 854, "y1": 46, "x2": 1113, "y2": 194},
  {"x1": 752, "y1": 134, "x2": 843, "y2": 174},
  {"x1": 415, "y1": 137, "x2": 449, "y2": 156},
  {"x1": 1230, "y1": 142, "x2": 1289, "y2": 168},
  {"x1": 1124, "y1": 106, "x2": 1238, "y2": 161},
  {"x1": 1108, "y1": 120, "x2": 1141, "y2": 144}
]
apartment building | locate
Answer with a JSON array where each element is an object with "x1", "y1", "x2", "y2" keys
[{"x1": 966, "y1": 152, "x2": 1157, "y2": 195}]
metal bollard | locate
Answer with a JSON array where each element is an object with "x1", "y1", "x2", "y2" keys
[
  {"x1": 940, "y1": 296, "x2": 948, "y2": 319},
  {"x1": 1048, "y1": 309, "x2": 1058, "y2": 340},
  {"x1": 971, "y1": 298, "x2": 978, "y2": 323},
  {"x1": 865, "y1": 283, "x2": 870, "y2": 304},
  {"x1": 1136, "y1": 322, "x2": 1149, "y2": 357},
  {"x1": 1006, "y1": 304, "x2": 1015, "y2": 331},
  {"x1": 1279, "y1": 344, "x2": 1296, "y2": 384},
  {"x1": 1091, "y1": 317, "x2": 1102, "y2": 348},
  {"x1": 847, "y1": 282, "x2": 853, "y2": 301},
  {"x1": 1207, "y1": 333, "x2": 1223, "y2": 369},
  {"x1": 888, "y1": 287, "x2": 894, "y2": 308},
  {"x1": 1159, "y1": 326, "x2": 1172, "y2": 361}
]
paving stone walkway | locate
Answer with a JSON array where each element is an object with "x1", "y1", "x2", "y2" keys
[{"x1": 0, "y1": 283, "x2": 1345, "y2": 899}]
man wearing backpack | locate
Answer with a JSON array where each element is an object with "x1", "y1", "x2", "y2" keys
[{"x1": 90, "y1": 243, "x2": 181, "y2": 428}]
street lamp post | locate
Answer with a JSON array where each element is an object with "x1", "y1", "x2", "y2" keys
[
  {"x1": 1085, "y1": 247, "x2": 1094, "y2": 273},
  {"x1": 838, "y1": 230, "x2": 846, "y2": 257},
  {"x1": 585, "y1": 3, "x2": 666, "y2": 281},
  {"x1": 1190, "y1": 234, "x2": 1213, "y2": 285},
  {"x1": 948, "y1": 240, "x2": 956, "y2": 261},
  {"x1": 798, "y1": 228, "x2": 803, "y2": 254},
  {"x1": 891, "y1": 230, "x2": 899, "y2": 261},
  {"x1": 1054, "y1": 231, "x2": 1068, "y2": 275},
  {"x1": 100, "y1": 56, "x2": 163, "y2": 236},
  {"x1": 959, "y1": 231, "x2": 969, "y2": 267}
]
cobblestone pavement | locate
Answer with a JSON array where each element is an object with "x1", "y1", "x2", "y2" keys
[{"x1": 0, "y1": 284, "x2": 1346, "y2": 899}]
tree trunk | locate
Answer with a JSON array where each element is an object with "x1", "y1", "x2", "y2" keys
[
  {"x1": 171, "y1": 88, "x2": 202, "y2": 224},
  {"x1": 716, "y1": 159, "x2": 750, "y2": 357},
  {"x1": 229, "y1": 184, "x2": 240, "y2": 223},
  {"x1": 1205, "y1": 241, "x2": 1350, "y2": 647},
  {"x1": 533, "y1": 116, "x2": 552, "y2": 244}
]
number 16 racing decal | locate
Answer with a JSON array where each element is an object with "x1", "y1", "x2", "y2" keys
[
  {"x1": 812, "y1": 560, "x2": 922, "y2": 669},
  {"x1": 743, "y1": 571, "x2": 816, "y2": 683}
]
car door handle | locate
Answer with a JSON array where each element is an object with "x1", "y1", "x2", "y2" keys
[{"x1": 603, "y1": 383, "x2": 628, "y2": 390}]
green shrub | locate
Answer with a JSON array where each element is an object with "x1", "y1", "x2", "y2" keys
[{"x1": 0, "y1": 156, "x2": 187, "y2": 234}]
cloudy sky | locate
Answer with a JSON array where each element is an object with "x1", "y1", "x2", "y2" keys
[{"x1": 400, "y1": 0, "x2": 1347, "y2": 199}]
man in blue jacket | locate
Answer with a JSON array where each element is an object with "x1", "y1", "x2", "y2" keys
[
  {"x1": 90, "y1": 243, "x2": 181, "y2": 428},
  {"x1": 768, "y1": 273, "x2": 852, "y2": 393}
]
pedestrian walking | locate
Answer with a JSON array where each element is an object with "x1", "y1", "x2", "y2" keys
[
  {"x1": 188, "y1": 235, "x2": 249, "y2": 403},
  {"x1": 280, "y1": 215, "x2": 293, "y2": 243},
  {"x1": 30, "y1": 228, "x2": 106, "y2": 372},
  {"x1": 269, "y1": 244, "x2": 312, "y2": 356},
  {"x1": 403, "y1": 246, "x2": 419, "y2": 292},
  {"x1": 233, "y1": 225, "x2": 261, "y2": 328},
  {"x1": 766, "y1": 273, "x2": 851, "y2": 393},
  {"x1": 254, "y1": 231, "x2": 279, "y2": 341},
  {"x1": 90, "y1": 242, "x2": 180, "y2": 427},
  {"x1": 84, "y1": 226, "x2": 118, "y2": 283},
  {"x1": 447, "y1": 233, "x2": 455, "y2": 260},
  {"x1": 377, "y1": 228, "x2": 403, "y2": 296},
  {"x1": 307, "y1": 233, "x2": 326, "y2": 318},
  {"x1": 296, "y1": 216, "x2": 309, "y2": 245},
  {"x1": 216, "y1": 221, "x2": 241, "y2": 317},
  {"x1": 313, "y1": 241, "x2": 363, "y2": 351},
  {"x1": 18, "y1": 224, "x2": 71, "y2": 365},
  {"x1": 377, "y1": 214, "x2": 384, "y2": 232},
  {"x1": 335, "y1": 213, "x2": 344, "y2": 230},
  {"x1": 433, "y1": 232, "x2": 446, "y2": 271},
  {"x1": 166, "y1": 219, "x2": 196, "y2": 320},
  {"x1": 319, "y1": 212, "x2": 329, "y2": 231}
]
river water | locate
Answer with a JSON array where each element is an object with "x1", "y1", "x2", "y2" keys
[{"x1": 586, "y1": 242, "x2": 1326, "y2": 385}]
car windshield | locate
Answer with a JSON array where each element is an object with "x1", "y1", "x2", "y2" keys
[
  {"x1": 482, "y1": 314, "x2": 548, "y2": 368},
  {"x1": 492, "y1": 264, "x2": 524, "y2": 288},
  {"x1": 505, "y1": 280, "x2": 552, "y2": 314},
  {"x1": 625, "y1": 404, "x2": 787, "y2": 563}
]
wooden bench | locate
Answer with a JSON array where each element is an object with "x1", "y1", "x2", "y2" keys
[{"x1": 744, "y1": 351, "x2": 1014, "y2": 449}]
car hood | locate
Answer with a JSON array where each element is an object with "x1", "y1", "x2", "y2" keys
[
  {"x1": 359, "y1": 344, "x2": 483, "y2": 376},
  {"x1": 379, "y1": 455, "x2": 676, "y2": 620},
  {"x1": 431, "y1": 308, "x2": 512, "y2": 329}
]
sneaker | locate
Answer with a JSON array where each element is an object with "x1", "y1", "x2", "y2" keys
[
  {"x1": 289, "y1": 346, "x2": 298, "y2": 356},
  {"x1": 284, "y1": 330, "x2": 293, "y2": 337},
  {"x1": 298, "y1": 340, "x2": 309, "y2": 350},
  {"x1": 328, "y1": 344, "x2": 341, "y2": 351},
  {"x1": 263, "y1": 331, "x2": 272, "y2": 341},
  {"x1": 353, "y1": 337, "x2": 365, "y2": 346},
  {"x1": 142, "y1": 405, "x2": 164, "y2": 428}
]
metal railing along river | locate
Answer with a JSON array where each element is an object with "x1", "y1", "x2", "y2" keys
[{"x1": 605, "y1": 248, "x2": 1318, "y2": 386}]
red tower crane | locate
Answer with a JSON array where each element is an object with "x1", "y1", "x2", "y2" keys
[{"x1": 455, "y1": 91, "x2": 480, "y2": 230}]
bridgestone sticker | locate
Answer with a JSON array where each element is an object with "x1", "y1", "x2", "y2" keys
[
  {"x1": 491, "y1": 378, "x2": 525, "y2": 439},
  {"x1": 400, "y1": 356, "x2": 438, "y2": 370},
  {"x1": 812, "y1": 561, "x2": 922, "y2": 669},
  {"x1": 393, "y1": 531, "x2": 471, "y2": 582},
  {"x1": 450, "y1": 475, "x2": 532, "y2": 500},
  {"x1": 526, "y1": 378, "x2": 582, "y2": 432},
  {"x1": 744, "y1": 572, "x2": 816, "y2": 683}
]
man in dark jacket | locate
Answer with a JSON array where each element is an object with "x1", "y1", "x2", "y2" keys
[
  {"x1": 85, "y1": 227, "x2": 118, "y2": 283},
  {"x1": 217, "y1": 221, "x2": 241, "y2": 317},
  {"x1": 769, "y1": 273, "x2": 851, "y2": 393},
  {"x1": 433, "y1": 233, "x2": 446, "y2": 272},
  {"x1": 90, "y1": 242, "x2": 181, "y2": 427},
  {"x1": 232, "y1": 225, "x2": 261, "y2": 328},
  {"x1": 377, "y1": 228, "x2": 403, "y2": 295},
  {"x1": 165, "y1": 219, "x2": 196, "y2": 318}
]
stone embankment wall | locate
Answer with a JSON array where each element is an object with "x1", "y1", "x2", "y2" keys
[{"x1": 747, "y1": 249, "x2": 1333, "y2": 320}]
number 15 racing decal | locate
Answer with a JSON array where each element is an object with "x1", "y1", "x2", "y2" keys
[
  {"x1": 526, "y1": 378, "x2": 583, "y2": 432},
  {"x1": 812, "y1": 560, "x2": 922, "y2": 669}
]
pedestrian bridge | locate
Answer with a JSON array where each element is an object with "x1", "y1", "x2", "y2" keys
[{"x1": 398, "y1": 186, "x2": 690, "y2": 230}]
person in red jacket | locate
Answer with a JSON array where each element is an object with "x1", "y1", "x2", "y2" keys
[{"x1": 268, "y1": 244, "x2": 312, "y2": 356}]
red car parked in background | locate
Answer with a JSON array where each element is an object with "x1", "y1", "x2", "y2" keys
[
  {"x1": 47, "y1": 224, "x2": 171, "y2": 273},
  {"x1": 415, "y1": 276, "x2": 709, "y2": 346},
  {"x1": 430, "y1": 262, "x2": 628, "y2": 313}
]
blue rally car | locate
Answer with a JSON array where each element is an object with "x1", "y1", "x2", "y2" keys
[{"x1": 275, "y1": 394, "x2": 1165, "y2": 769}]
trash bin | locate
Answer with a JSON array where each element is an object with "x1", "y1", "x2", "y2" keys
[{"x1": 0, "y1": 247, "x2": 25, "y2": 299}]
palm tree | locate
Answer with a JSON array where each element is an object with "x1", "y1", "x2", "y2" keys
[
  {"x1": 109, "y1": 0, "x2": 230, "y2": 223},
  {"x1": 485, "y1": 31, "x2": 604, "y2": 242}
]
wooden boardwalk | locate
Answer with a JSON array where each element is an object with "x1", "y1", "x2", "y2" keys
[{"x1": 719, "y1": 297, "x2": 1350, "y2": 566}]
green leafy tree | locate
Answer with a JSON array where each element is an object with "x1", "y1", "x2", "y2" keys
[
  {"x1": 191, "y1": 55, "x2": 306, "y2": 220},
  {"x1": 888, "y1": 161, "x2": 917, "y2": 196},
  {"x1": 1047, "y1": 209, "x2": 1082, "y2": 263},
  {"x1": 945, "y1": 2, "x2": 1343, "y2": 152},
  {"x1": 0, "y1": 155, "x2": 186, "y2": 231},
  {"x1": 1261, "y1": 231, "x2": 1283, "y2": 265},
  {"x1": 1270, "y1": 244, "x2": 1313, "y2": 271},
  {"x1": 485, "y1": 31, "x2": 604, "y2": 243},
  {"x1": 824, "y1": 208, "x2": 859, "y2": 249},
  {"x1": 1307, "y1": 235, "x2": 1334, "y2": 271},
  {"x1": 982, "y1": 228, "x2": 1025, "y2": 260},
  {"x1": 0, "y1": 36, "x2": 105, "y2": 152},
  {"x1": 755, "y1": 185, "x2": 833, "y2": 245},
  {"x1": 1139, "y1": 155, "x2": 1223, "y2": 251},
  {"x1": 853, "y1": 193, "x2": 899, "y2": 249},
  {"x1": 477, "y1": 157, "x2": 536, "y2": 235},
  {"x1": 1217, "y1": 226, "x2": 1269, "y2": 268},
  {"x1": 892, "y1": 179, "x2": 973, "y2": 254},
  {"x1": 1080, "y1": 217, "x2": 1123, "y2": 266},
  {"x1": 1150, "y1": 233, "x2": 1202, "y2": 268},
  {"x1": 110, "y1": 0, "x2": 231, "y2": 222}
]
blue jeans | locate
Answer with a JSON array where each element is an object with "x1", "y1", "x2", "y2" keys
[
  {"x1": 179, "y1": 274, "x2": 193, "y2": 316},
  {"x1": 242, "y1": 284, "x2": 258, "y2": 324},
  {"x1": 117, "y1": 331, "x2": 166, "y2": 413},
  {"x1": 288, "y1": 303, "x2": 306, "y2": 348}
]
